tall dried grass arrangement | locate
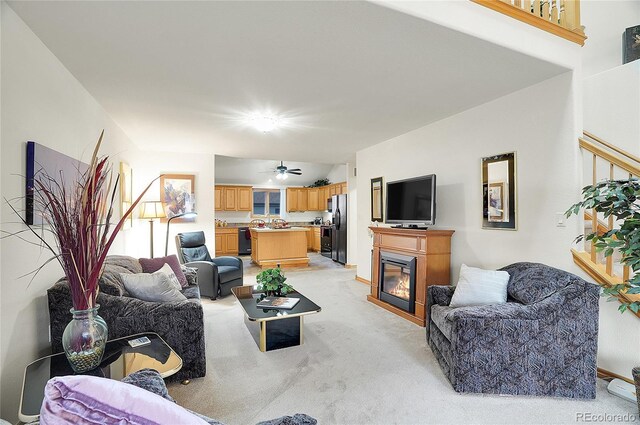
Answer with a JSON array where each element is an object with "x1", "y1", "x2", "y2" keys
[{"x1": 5, "y1": 131, "x2": 156, "y2": 310}]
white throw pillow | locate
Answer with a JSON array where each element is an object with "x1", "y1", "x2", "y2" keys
[
  {"x1": 158, "y1": 263, "x2": 182, "y2": 291},
  {"x1": 449, "y1": 264, "x2": 510, "y2": 308},
  {"x1": 120, "y1": 268, "x2": 187, "y2": 303}
]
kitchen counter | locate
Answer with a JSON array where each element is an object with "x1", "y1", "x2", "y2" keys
[
  {"x1": 251, "y1": 226, "x2": 309, "y2": 233},
  {"x1": 250, "y1": 227, "x2": 309, "y2": 269}
]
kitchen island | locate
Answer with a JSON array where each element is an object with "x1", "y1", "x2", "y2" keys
[{"x1": 250, "y1": 227, "x2": 309, "y2": 268}]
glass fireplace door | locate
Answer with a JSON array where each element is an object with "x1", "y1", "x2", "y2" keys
[{"x1": 379, "y1": 252, "x2": 416, "y2": 313}]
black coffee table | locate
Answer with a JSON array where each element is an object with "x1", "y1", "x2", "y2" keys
[
  {"x1": 232, "y1": 286, "x2": 321, "y2": 352},
  {"x1": 19, "y1": 332, "x2": 182, "y2": 423}
]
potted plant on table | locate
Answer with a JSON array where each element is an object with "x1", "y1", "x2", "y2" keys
[
  {"x1": 256, "y1": 267, "x2": 293, "y2": 297},
  {"x1": 566, "y1": 178, "x2": 640, "y2": 412},
  {"x1": 5, "y1": 131, "x2": 155, "y2": 372}
]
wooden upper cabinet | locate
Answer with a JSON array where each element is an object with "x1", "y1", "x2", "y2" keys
[
  {"x1": 329, "y1": 185, "x2": 337, "y2": 197},
  {"x1": 286, "y1": 188, "x2": 298, "y2": 212},
  {"x1": 214, "y1": 187, "x2": 222, "y2": 211},
  {"x1": 237, "y1": 187, "x2": 252, "y2": 211},
  {"x1": 215, "y1": 185, "x2": 252, "y2": 211},
  {"x1": 318, "y1": 187, "x2": 327, "y2": 210},
  {"x1": 308, "y1": 188, "x2": 319, "y2": 211},
  {"x1": 297, "y1": 188, "x2": 308, "y2": 211},
  {"x1": 341, "y1": 183, "x2": 348, "y2": 194},
  {"x1": 224, "y1": 187, "x2": 237, "y2": 210}
]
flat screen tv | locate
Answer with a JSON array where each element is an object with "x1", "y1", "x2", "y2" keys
[{"x1": 385, "y1": 174, "x2": 436, "y2": 226}]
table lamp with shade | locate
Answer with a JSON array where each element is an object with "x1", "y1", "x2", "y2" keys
[
  {"x1": 165, "y1": 212, "x2": 198, "y2": 256},
  {"x1": 139, "y1": 201, "x2": 166, "y2": 258}
]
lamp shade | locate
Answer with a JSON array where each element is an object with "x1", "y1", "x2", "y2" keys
[{"x1": 139, "y1": 201, "x2": 166, "y2": 219}]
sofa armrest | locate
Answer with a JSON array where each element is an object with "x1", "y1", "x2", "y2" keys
[
  {"x1": 427, "y1": 285, "x2": 455, "y2": 307},
  {"x1": 210, "y1": 256, "x2": 242, "y2": 269},
  {"x1": 185, "y1": 261, "x2": 218, "y2": 298}
]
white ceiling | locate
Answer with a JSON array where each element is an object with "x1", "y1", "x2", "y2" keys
[
  {"x1": 8, "y1": 1, "x2": 568, "y2": 164},
  {"x1": 215, "y1": 156, "x2": 334, "y2": 187}
]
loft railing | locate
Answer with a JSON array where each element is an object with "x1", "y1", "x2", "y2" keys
[
  {"x1": 472, "y1": 0, "x2": 586, "y2": 45},
  {"x1": 573, "y1": 131, "x2": 640, "y2": 318}
]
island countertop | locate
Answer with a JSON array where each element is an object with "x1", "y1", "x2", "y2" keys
[
  {"x1": 249, "y1": 227, "x2": 309, "y2": 268},
  {"x1": 250, "y1": 227, "x2": 309, "y2": 233}
]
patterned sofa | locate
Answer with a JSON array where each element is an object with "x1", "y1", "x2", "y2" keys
[
  {"x1": 47, "y1": 255, "x2": 206, "y2": 383},
  {"x1": 426, "y1": 262, "x2": 599, "y2": 398}
]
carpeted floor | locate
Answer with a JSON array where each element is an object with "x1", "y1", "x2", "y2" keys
[{"x1": 168, "y1": 254, "x2": 637, "y2": 425}]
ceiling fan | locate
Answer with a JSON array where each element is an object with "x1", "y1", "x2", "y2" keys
[{"x1": 270, "y1": 161, "x2": 302, "y2": 180}]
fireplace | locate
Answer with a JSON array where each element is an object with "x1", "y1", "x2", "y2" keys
[{"x1": 378, "y1": 252, "x2": 416, "y2": 313}]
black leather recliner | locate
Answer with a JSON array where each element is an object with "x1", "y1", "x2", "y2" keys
[{"x1": 175, "y1": 231, "x2": 243, "y2": 300}]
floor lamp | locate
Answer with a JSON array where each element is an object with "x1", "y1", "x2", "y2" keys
[
  {"x1": 165, "y1": 212, "x2": 198, "y2": 256},
  {"x1": 139, "y1": 201, "x2": 166, "y2": 258}
]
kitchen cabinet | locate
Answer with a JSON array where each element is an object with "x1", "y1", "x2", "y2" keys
[
  {"x1": 215, "y1": 185, "x2": 252, "y2": 211},
  {"x1": 313, "y1": 227, "x2": 321, "y2": 252},
  {"x1": 297, "y1": 188, "x2": 308, "y2": 211},
  {"x1": 224, "y1": 187, "x2": 237, "y2": 210},
  {"x1": 305, "y1": 227, "x2": 313, "y2": 250},
  {"x1": 214, "y1": 187, "x2": 222, "y2": 211},
  {"x1": 215, "y1": 227, "x2": 239, "y2": 256},
  {"x1": 237, "y1": 187, "x2": 252, "y2": 211},
  {"x1": 285, "y1": 182, "x2": 346, "y2": 212},
  {"x1": 318, "y1": 187, "x2": 327, "y2": 211},
  {"x1": 286, "y1": 188, "x2": 298, "y2": 212},
  {"x1": 307, "y1": 188, "x2": 319, "y2": 211}
]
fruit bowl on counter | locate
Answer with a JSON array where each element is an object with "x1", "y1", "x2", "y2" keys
[{"x1": 270, "y1": 220, "x2": 289, "y2": 229}]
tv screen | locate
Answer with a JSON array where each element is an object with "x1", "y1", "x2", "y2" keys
[{"x1": 386, "y1": 174, "x2": 436, "y2": 225}]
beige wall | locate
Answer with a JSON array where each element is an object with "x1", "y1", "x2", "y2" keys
[{"x1": 0, "y1": 4, "x2": 217, "y2": 420}]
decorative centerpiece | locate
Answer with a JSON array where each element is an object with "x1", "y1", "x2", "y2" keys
[
  {"x1": 256, "y1": 267, "x2": 293, "y2": 298},
  {"x1": 8, "y1": 132, "x2": 154, "y2": 372}
]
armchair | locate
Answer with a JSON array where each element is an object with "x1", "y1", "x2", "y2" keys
[
  {"x1": 426, "y1": 262, "x2": 599, "y2": 398},
  {"x1": 175, "y1": 231, "x2": 243, "y2": 300}
]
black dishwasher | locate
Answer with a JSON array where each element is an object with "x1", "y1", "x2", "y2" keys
[
  {"x1": 238, "y1": 227, "x2": 251, "y2": 255},
  {"x1": 320, "y1": 225, "x2": 332, "y2": 258}
]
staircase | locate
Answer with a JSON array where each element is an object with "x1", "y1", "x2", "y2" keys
[{"x1": 572, "y1": 131, "x2": 640, "y2": 318}]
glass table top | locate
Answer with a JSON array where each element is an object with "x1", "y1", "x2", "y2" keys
[
  {"x1": 232, "y1": 285, "x2": 321, "y2": 321},
  {"x1": 19, "y1": 332, "x2": 182, "y2": 422}
]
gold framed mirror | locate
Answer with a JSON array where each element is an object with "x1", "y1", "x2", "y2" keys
[
  {"x1": 371, "y1": 177, "x2": 383, "y2": 222},
  {"x1": 482, "y1": 152, "x2": 517, "y2": 230}
]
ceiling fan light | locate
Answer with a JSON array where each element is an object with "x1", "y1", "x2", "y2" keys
[
  {"x1": 275, "y1": 173, "x2": 283, "y2": 180},
  {"x1": 282, "y1": 173, "x2": 288, "y2": 180}
]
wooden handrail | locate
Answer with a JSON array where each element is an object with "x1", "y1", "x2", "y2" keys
[
  {"x1": 578, "y1": 138, "x2": 640, "y2": 177},
  {"x1": 583, "y1": 130, "x2": 640, "y2": 164},
  {"x1": 471, "y1": 0, "x2": 586, "y2": 46}
]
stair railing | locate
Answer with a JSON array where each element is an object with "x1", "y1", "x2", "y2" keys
[
  {"x1": 574, "y1": 131, "x2": 640, "y2": 315},
  {"x1": 472, "y1": 0, "x2": 586, "y2": 45}
]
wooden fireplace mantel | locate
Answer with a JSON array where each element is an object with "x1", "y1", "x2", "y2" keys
[{"x1": 367, "y1": 227, "x2": 454, "y2": 326}]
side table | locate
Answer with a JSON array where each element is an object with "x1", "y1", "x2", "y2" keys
[{"x1": 18, "y1": 332, "x2": 182, "y2": 423}]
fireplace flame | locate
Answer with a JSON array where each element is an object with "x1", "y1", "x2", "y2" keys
[{"x1": 388, "y1": 272, "x2": 411, "y2": 300}]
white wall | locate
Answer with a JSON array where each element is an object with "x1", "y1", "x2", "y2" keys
[
  {"x1": 356, "y1": 72, "x2": 581, "y2": 283},
  {"x1": 124, "y1": 151, "x2": 216, "y2": 259},
  {"x1": 583, "y1": 61, "x2": 640, "y2": 154},
  {"x1": 326, "y1": 164, "x2": 347, "y2": 185},
  {"x1": 581, "y1": 0, "x2": 640, "y2": 78},
  {"x1": 346, "y1": 162, "x2": 357, "y2": 266},
  {"x1": 0, "y1": 3, "x2": 138, "y2": 420}
]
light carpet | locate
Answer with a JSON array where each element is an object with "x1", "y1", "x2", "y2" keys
[{"x1": 168, "y1": 254, "x2": 637, "y2": 424}]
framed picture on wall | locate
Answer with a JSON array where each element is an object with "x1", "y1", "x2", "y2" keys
[
  {"x1": 623, "y1": 24, "x2": 640, "y2": 64},
  {"x1": 371, "y1": 177, "x2": 383, "y2": 222},
  {"x1": 160, "y1": 174, "x2": 196, "y2": 223},
  {"x1": 119, "y1": 162, "x2": 133, "y2": 231}
]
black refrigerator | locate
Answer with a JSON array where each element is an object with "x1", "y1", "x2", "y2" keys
[{"x1": 331, "y1": 194, "x2": 347, "y2": 264}]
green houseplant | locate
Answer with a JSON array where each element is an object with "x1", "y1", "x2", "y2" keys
[
  {"x1": 256, "y1": 268, "x2": 293, "y2": 297},
  {"x1": 566, "y1": 178, "x2": 640, "y2": 413},
  {"x1": 5, "y1": 132, "x2": 155, "y2": 372},
  {"x1": 566, "y1": 179, "x2": 640, "y2": 314}
]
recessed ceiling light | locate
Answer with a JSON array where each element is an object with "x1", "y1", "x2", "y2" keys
[{"x1": 250, "y1": 114, "x2": 280, "y2": 132}]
